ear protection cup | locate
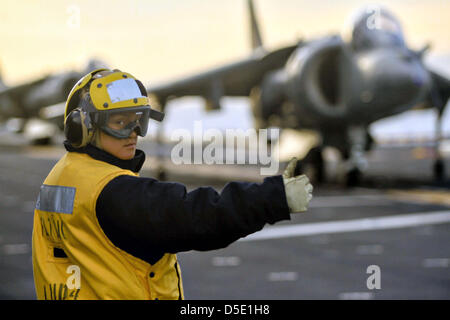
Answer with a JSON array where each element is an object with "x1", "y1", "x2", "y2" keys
[{"x1": 64, "y1": 108, "x2": 94, "y2": 148}]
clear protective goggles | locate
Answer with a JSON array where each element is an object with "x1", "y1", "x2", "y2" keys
[{"x1": 95, "y1": 106, "x2": 150, "y2": 139}]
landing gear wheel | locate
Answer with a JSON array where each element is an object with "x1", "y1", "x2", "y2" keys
[
  {"x1": 157, "y1": 167, "x2": 167, "y2": 181},
  {"x1": 294, "y1": 147, "x2": 324, "y2": 184},
  {"x1": 345, "y1": 168, "x2": 361, "y2": 187},
  {"x1": 32, "y1": 137, "x2": 52, "y2": 145},
  {"x1": 433, "y1": 159, "x2": 444, "y2": 181}
]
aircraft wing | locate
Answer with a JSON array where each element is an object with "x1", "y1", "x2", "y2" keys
[
  {"x1": 147, "y1": 44, "x2": 299, "y2": 107},
  {"x1": 0, "y1": 77, "x2": 48, "y2": 99},
  {"x1": 0, "y1": 76, "x2": 52, "y2": 120},
  {"x1": 0, "y1": 71, "x2": 82, "y2": 123}
]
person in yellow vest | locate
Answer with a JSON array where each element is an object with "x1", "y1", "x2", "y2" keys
[{"x1": 32, "y1": 68, "x2": 313, "y2": 300}]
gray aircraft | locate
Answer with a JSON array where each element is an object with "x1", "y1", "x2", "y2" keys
[
  {"x1": 0, "y1": 59, "x2": 107, "y2": 144},
  {"x1": 147, "y1": 0, "x2": 450, "y2": 184}
]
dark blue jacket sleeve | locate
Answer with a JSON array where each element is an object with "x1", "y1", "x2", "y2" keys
[{"x1": 96, "y1": 175, "x2": 290, "y2": 263}]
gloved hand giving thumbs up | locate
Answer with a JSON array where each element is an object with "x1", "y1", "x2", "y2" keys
[{"x1": 282, "y1": 158, "x2": 313, "y2": 213}]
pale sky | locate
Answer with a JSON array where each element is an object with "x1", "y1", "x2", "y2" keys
[{"x1": 0, "y1": 0, "x2": 449, "y2": 87}]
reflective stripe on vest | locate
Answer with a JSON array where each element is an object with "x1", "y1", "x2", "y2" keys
[{"x1": 36, "y1": 185, "x2": 76, "y2": 214}]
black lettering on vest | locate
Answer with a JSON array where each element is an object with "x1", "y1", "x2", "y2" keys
[
  {"x1": 40, "y1": 216, "x2": 49, "y2": 237},
  {"x1": 48, "y1": 283, "x2": 54, "y2": 300},
  {"x1": 63, "y1": 283, "x2": 68, "y2": 300},
  {"x1": 47, "y1": 217, "x2": 52, "y2": 238},
  {"x1": 54, "y1": 216, "x2": 66, "y2": 240},
  {"x1": 42, "y1": 283, "x2": 79, "y2": 300},
  {"x1": 60, "y1": 220, "x2": 66, "y2": 239},
  {"x1": 49, "y1": 215, "x2": 62, "y2": 240},
  {"x1": 56, "y1": 219, "x2": 62, "y2": 240},
  {"x1": 58, "y1": 283, "x2": 64, "y2": 300},
  {"x1": 69, "y1": 288, "x2": 80, "y2": 300},
  {"x1": 40, "y1": 214, "x2": 67, "y2": 242},
  {"x1": 51, "y1": 217, "x2": 59, "y2": 240}
]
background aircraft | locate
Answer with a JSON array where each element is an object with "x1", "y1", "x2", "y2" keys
[
  {"x1": 147, "y1": 0, "x2": 450, "y2": 185},
  {"x1": 0, "y1": 59, "x2": 106, "y2": 144}
]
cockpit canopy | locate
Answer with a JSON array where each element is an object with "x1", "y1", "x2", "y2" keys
[{"x1": 342, "y1": 5, "x2": 406, "y2": 51}]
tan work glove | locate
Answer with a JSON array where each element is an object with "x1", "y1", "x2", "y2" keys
[{"x1": 282, "y1": 158, "x2": 313, "y2": 213}]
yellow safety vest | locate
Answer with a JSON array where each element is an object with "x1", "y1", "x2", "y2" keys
[{"x1": 32, "y1": 151, "x2": 184, "y2": 300}]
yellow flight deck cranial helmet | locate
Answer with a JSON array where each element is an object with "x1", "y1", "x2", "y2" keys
[{"x1": 64, "y1": 68, "x2": 164, "y2": 147}]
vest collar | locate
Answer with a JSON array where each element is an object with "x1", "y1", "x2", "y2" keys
[{"x1": 63, "y1": 140, "x2": 145, "y2": 173}]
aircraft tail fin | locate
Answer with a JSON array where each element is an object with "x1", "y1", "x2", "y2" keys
[{"x1": 248, "y1": 0, "x2": 263, "y2": 51}]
